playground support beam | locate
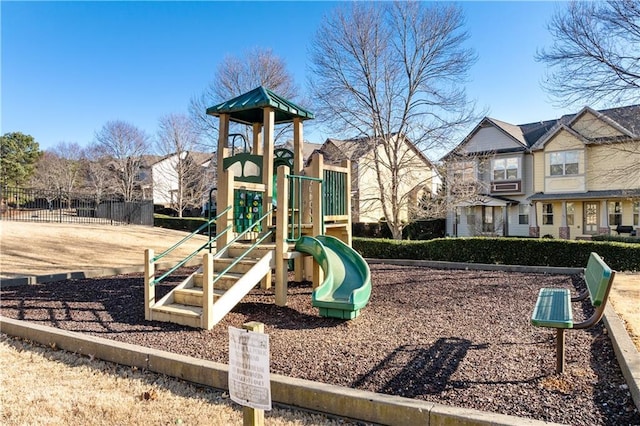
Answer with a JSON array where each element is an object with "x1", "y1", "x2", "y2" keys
[
  {"x1": 217, "y1": 113, "x2": 230, "y2": 187},
  {"x1": 262, "y1": 107, "x2": 275, "y2": 231},
  {"x1": 310, "y1": 153, "x2": 324, "y2": 288},
  {"x1": 216, "y1": 169, "x2": 235, "y2": 252},
  {"x1": 293, "y1": 117, "x2": 304, "y2": 175},
  {"x1": 275, "y1": 165, "x2": 290, "y2": 306},
  {"x1": 144, "y1": 249, "x2": 155, "y2": 321},
  {"x1": 202, "y1": 253, "x2": 214, "y2": 330},
  {"x1": 252, "y1": 123, "x2": 263, "y2": 155}
]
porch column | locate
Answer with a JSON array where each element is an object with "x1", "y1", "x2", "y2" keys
[
  {"x1": 559, "y1": 201, "x2": 570, "y2": 240},
  {"x1": 529, "y1": 202, "x2": 540, "y2": 238},
  {"x1": 599, "y1": 200, "x2": 610, "y2": 235}
]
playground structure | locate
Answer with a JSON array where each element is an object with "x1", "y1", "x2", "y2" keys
[{"x1": 144, "y1": 87, "x2": 371, "y2": 329}]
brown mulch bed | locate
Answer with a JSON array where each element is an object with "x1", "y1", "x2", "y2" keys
[{"x1": 1, "y1": 264, "x2": 638, "y2": 425}]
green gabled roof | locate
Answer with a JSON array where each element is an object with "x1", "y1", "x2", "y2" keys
[{"x1": 206, "y1": 86, "x2": 314, "y2": 125}]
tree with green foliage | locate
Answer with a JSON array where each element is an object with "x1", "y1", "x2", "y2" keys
[{"x1": 0, "y1": 132, "x2": 42, "y2": 187}]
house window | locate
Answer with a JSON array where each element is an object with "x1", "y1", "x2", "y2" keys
[
  {"x1": 465, "y1": 207, "x2": 476, "y2": 225},
  {"x1": 452, "y1": 161, "x2": 476, "y2": 183},
  {"x1": 609, "y1": 201, "x2": 622, "y2": 226},
  {"x1": 518, "y1": 204, "x2": 529, "y2": 225},
  {"x1": 455, "y1": 208, "x2": 460, "y2": 225},
  {"x1": 549, "y1": 151, "x2": 579, "y2": 176},
  {"x1": 492, "y1": 158, "x2": 519, "y2": 181},
  {"x1": 566, "y1": 202, "x2": 575, "y2": 226},
  {"x1": 634, "y1": 202, "x2": 639, "y2": 226},
  {"x1": 542, "y1": 203, "x2": 553, "y2": 225}
]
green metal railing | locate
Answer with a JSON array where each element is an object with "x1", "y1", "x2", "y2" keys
[
  {"x1": 285, "y1": 174, "x2": 323, "y2": 242},
  {"x1": 323, "y1": 169, "x2": 347, "y2": 217},
  {"x1": 150, "y1": 206, "x2": 232, "y2": 286}
]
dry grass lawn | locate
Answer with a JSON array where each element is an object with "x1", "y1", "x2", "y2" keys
[{"x1": 0, "y1": 335, "x2": 344, "y2": 425}]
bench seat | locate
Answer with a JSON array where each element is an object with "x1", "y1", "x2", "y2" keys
[
  {"x1": 531, "y1": 288, "x2": 573, "y2": 329},
  {"x1": 530, "y1": 252, "x2": 615, "y2": 374}
]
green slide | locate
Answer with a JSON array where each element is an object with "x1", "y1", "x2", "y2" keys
[{"x1": 294, "y1": 235, "x2": 371, "y2": 319}]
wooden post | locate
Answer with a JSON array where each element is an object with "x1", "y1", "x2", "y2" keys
[
  {"x1": 217, "y1": 169, "x2": 235, "y2": 253},
  {"x1": 242, "y1": 321, "x2": 265, "y2": 426},
  {"x1": 310, "y1": 153, "x2": 324, "y2": 288},
  {"x1": 144, "y1": 249, "x2": 155, "y2": 321},
  {"x1": 275, "y1": 165, "x2": 289, "y2": 306},
  {"x1": 262, "y1": 107, "x2": 275, "y2": 231},
  {"x1": 342, "y1": 159, "x2": 352, "y2": 246},
  {"x1": 217, "y1": 113, "x2": 230, "y2": 190},
  {"x1": 202, "y1": 253, "x2": 214, "y2": 330},
  {"x1": 293, "y1": 117, "x2": 304, "y2": 175},
  {"x1": 252, "y1": 123, "x2": 263, "y2": 155}
]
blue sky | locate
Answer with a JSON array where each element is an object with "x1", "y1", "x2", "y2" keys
[{"x1": 2, "y1": 1, "x2": 579, "y2": 152}]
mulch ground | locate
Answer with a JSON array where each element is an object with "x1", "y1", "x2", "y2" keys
[{"x1": 1, "y1": 264, "x2": 638, "y2": 425}]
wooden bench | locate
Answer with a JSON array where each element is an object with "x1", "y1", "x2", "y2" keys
[
  {"x1": 530, "y1": 252, "x2": 616, "y2": 374},
  {"x1": 615, "y1": 225, "x2": 637, "y2": 236}
]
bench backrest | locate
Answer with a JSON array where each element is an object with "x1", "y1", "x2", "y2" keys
[{"x1": 585, "y1": 252, "x2": 614, "y2": 307}]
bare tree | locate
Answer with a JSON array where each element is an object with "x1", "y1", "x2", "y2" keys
[
  {"x1": 81, "y1": 145, "x2": 117, "y2": 204},
  {"x1": 31, "y1": 142, "x2": 84, "y2": 208},
  {"x1": 155, "y1": 114, "x2": 208, "y2": 217},
  {"x1": 310, "y1": 1, "x2": 477, "y2": 239},
  {"x1": 94, "y1": 120, "x2": 150, "y2": 201},
  {"x1": 189, "y1": 47, "x2": 299, "y2": 148},
  {"x1": 537, "y1": 0, "x2": 640, "y2": 107}
]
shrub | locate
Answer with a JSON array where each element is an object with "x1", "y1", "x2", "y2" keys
[
  {"x1": 154, "y1": 215, "x2": 212, "y2": 234},
  {"x1": 592, "y1": 235, "x2": 640, "y2": 244},
  {"x1": 352, "y1": 237, "x2": 640, "y2": 271},
  {"x1": 352, "y1": 219, "x2": 446, "y2": 240}
]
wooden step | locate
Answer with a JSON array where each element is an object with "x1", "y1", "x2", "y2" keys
[
  {"x1": 228, "y1": 243, "x2": 276, "y2": 259},
  {"x1": 174, "y1": 288, "x2": 225, "y2": 306},
  {"x1": 193, "y1": 272, "x2": 243, "y2": 290},
  {"x1": 213, "y1": 257, "x2": 259, "y2": 274},
  {"x1": 150, "y1": 303, "x2": 203, "y2": 328}
]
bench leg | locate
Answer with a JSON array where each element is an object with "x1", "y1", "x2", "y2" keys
[{"x1": 556, "y1": 329, "x2": 565, "y2": 374}]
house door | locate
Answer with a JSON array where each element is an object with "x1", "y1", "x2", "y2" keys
[{"x1": 583, "y1": 202, "x2": 599, "y2": 234}]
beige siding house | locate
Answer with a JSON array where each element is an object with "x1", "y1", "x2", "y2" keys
[
  {"x1": 320, "y1": 135, "x2": 439, "y2": 223},
  {"x1": 445, "y1": 104, "x2": 640, "y2": 239},
  {"x1": 529, "y1": 105, "x2": 640, "y2": 239}
]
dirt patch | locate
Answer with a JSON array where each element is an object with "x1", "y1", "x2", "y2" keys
[{"x1": 1, "y1": 265, "x2": 638, "y2": 425}]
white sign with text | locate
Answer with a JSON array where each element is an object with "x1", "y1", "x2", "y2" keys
[{"x1": 228, "y1": 326, "x2": 272, "y2": 410}]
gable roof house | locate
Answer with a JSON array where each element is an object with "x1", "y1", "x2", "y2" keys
[
  {"x1": 443, "y1": 104, "x2": 640, "y2": 239},
  {"x1": 319, "y1": 134, "x2": 440, "y2": 224},
  {"x1": 528, "y1": 105, "x2": 640, "y2": 239},
  {"x1": 442, "y1": 117, "x2": 558, "y2": 237}
]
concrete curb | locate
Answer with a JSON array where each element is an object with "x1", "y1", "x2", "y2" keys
[
  {"x1": 0, "y1": 316, "x2": 560, "y2": 426},
  {"x1": 603, "y1": 305, "x2": 640, "y2": 411},
  {"x1": 365, "y1": 258, "x2": 583, "y2": 275}
]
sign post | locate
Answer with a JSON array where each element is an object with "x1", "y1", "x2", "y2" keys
[{"x1": 228, "y1": 321, "x2": 271, "y2": 426}]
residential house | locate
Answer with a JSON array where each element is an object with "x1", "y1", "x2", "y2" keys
[
  {"x1": 151, "y1": 151, "x2": 214, "y2": 214},
  {"x1": 529, "y1": 105, "x2": 640, "y2": 239},
  {"x1": 443, "y1": 117, "x2": 557, "y2": 237},
  {"x1": 319, "y1": 134, "x2": 440, "y2": 223},
  {"x1": 444, "y1": 104, "x2": 640, "y2": 239}
]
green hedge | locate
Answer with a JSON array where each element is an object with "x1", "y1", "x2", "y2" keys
[
  {"x1": 592, "y1": 234, "x2": 640, "y2": 244},
  {"x1": 353, "y1": 237, "x2": 640, "y2": 271},
  {"x1": 154, "y1": 215, "x2": 212, "y2": 234}
]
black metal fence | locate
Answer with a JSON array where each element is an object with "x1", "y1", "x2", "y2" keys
[{"x1": 1, "y1": 186, "x2": 153, "y2": 226}]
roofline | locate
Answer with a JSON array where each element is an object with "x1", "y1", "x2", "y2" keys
[
  {"x1": 568, "y1": 106, "x2": 636, "y2": 139},
  {"x1": 531, "y1": 124, "x2": 589, "y2": 151}
]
